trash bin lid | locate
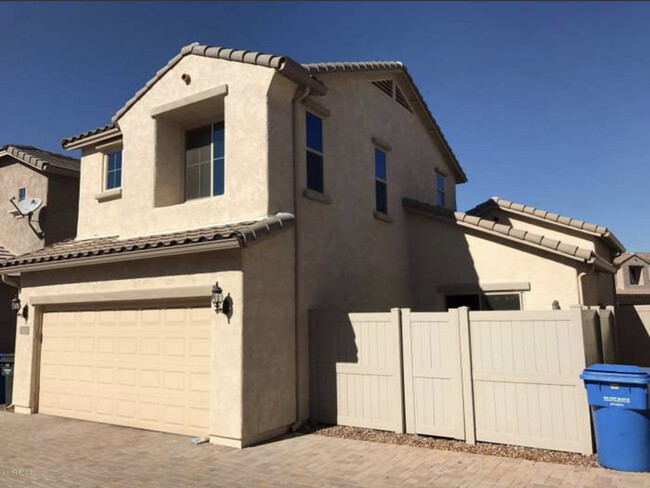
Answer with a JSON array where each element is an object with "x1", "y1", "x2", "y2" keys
[{"x1": 581, "y1": 363, "x2": 650, "y2": 384}]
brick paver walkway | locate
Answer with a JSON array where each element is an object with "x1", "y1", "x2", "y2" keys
[{"x1": 0, "y1": 412, "x2": 648, "y2": 487}]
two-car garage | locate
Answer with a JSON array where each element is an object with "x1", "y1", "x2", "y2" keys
[{"x1": 38, "y1": 304, "x2": 212, "y2": 437}]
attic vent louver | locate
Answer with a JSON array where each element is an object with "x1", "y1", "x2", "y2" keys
[
  {"x1": 372, "y1": 79, "x2": 413, "y2": 113},
  {"x1": 394, "y1": 84, "x2": 413, "y2": 113},
  {"x1": 372, "y1": 79, "x2": 394, "y2": 98}
]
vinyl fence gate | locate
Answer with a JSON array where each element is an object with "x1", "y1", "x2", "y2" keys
[{"x1": 310, "y1": 307, "x2": 604, "y2": 454}]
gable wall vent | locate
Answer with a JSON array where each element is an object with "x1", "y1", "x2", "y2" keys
[
  {"x1": 394, "y1": 84, "x2": 413, "y2": 113},
  {"x1": 371, "y1": 79, "x2": 413, "y2": 113},
  {"x1": 372, "y1": 79, "x2": 394, "y2": 98}
]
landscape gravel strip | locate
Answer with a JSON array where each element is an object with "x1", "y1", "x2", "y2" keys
[{"x1": 312, "y1": 425, "x2": 599, "y2": 468}]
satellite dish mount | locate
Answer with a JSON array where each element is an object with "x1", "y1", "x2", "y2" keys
[{"x1": 9, "y1": 195, "x2": 43, "y2": 239}]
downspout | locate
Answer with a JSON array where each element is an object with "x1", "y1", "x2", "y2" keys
[
  {"x1": 577, "y1": 271, "x2": 587, "y2": 306},
  {"x1": 1, "y1": 274, "x2": 20, "y2": 290},
  {"x1": 291, "y1": 85, "x2": 311, "y2": 431}
]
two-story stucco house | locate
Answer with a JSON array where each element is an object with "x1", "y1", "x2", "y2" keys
[
  {"x1": 0, "y1": 43, "x2": 625, "y2": 447},
  {"x1": 0, "y1": 145, "x2": 80, "y2": 355}
]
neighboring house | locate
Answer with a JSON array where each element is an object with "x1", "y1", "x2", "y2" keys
[
  {"x1": 613, "y1": 253, "x2": 650, "y2": 367},
  {"x1": 0, "y1": 145, "x2": 80, "y2": 354},
  {"x1": 614, "y1": 253, "x2": 650, "y2": 305},
  {"x1": 0, "y1": 43, "x2": 623, "y2": 447}
]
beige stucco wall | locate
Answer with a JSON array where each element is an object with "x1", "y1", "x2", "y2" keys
[
  {"x1": 13, "y1": 251, "x2": 248, "y2": 443},
  {"x1": 76, "y1": 56, "x2": 282, "y2": 240},
  {"x1": 290, "y1": 72, "x2": 464, "y2": 420},
  {"x1": 0, "y1": 156, "x2": 49, "y2": 256},
  {"x1": 406, "y1": 213, "x2": 583, "y2": 312}
]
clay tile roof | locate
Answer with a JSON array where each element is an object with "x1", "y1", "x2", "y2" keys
[
  {"x1": 0, "y1": 214, "x2": 294, "y2": 271},
  {"x1": 61, "y1": 124, "x2": 118, "y2": 148},
  {"x1": 402, "y1": 198, "x2": 615, "y2": 273},
  {"x1": 60, "y1": 44, "x2": 466, "y2": 184},
  {"x1": 466, "y1": 196, "x2": 625, "y2": 253},
  {"x1": 1, "y1": 144, "x2": 80, "y2": 174},
  {"x1": 614, "y1": 253, "x2": 650, "y2": 267},
  {"x1": 0, "y1": 245, "x2": 14, "y2": 263}
]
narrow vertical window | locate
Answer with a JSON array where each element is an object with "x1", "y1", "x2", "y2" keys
[
  {"x1": 306, "y1": 112, "x2": 324, "y2": 193},
  {"x1": 17, "y1": 188, "x2": 26, "y2": 201},
  {"x1": 436, "y1": 173, "x2": 445, "y2": 207},
  {"x1": 185, "y1": 122, "x2": 224, "y2": 200},
  {"x1": 213, "y1": 122, "x2": 225, "y2": 196},
  {"x1": 375, "y1": 148, "x2": 387, "y2": 214},
  {"x1": 106, "y1": 150, "x2": 122, "y2": 190}
]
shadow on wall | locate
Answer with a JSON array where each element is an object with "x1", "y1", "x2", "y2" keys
[
  {"x1": 616, "y1": 304, "x2": 650, "y2": 367},
  {"x1": 0, "y1": 283, "x2": 16, "y2": 354},
  {"x1": 404, "y1": 211, "x2": 479, "y2": 311},
  {"x1": 309, "y1": 309, "x2": 359, "y2": 425}
]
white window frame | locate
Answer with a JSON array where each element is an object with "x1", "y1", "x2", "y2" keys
[{"x1": 629, "y1": 265, "x2": 644, "y2": 286}]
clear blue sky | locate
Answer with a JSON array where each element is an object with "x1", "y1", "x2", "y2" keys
[{"x1": 1, "y1": 1, "x2": 647, "y2": 250}]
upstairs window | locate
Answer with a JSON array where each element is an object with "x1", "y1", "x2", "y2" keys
[
  {"x1": 630, "y1": 266, "x2": 644, "y2": 286},
  {"x1": 306, "y1": 112, "x2": 324, "y2": 193},
  {"x1": 105, "y1": 150, "x2": 122, "y2": 190},
  {"x1": 436, "y1": 173, "x2": 445, "y2": 207},
  {"x1": 185, "y1": 122, "x2": 225, "y2": 200},
  {"x1": 375, "y1": 148, "x2": 388, "y2": 214},
  {"x1": 17, "y1": 188, "x2": 25, "y2": 201}
]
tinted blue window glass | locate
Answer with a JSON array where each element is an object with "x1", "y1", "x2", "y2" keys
[
  {"x1": 375, "y1": 149, "x2": 386, "y2": 180},
  {"x1": 106, "y1": 150, "x2": 122, "y2": 190},
  {"x1": 436, "y1": 174, "x2": 444, "y2": 191},
  {"x1": 306, "y1": 112, "x2": 323, "y2": 152},
  {"x1": 306, "y1": 151, "x2": 324, "y2": 193},
  {"x1": 213, "y1": 122, "x2": 225, "y2": 196},
  {"x1": 376, "y1": 181, "x2": 387, "y2": 214}
]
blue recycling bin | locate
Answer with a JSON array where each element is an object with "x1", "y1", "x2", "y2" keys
[{"x1": 581, "y1": 364, "x2": 650, "y2": 472}]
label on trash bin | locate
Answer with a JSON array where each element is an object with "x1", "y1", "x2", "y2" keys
[
  {"x1": 610, "y1": 384, "x2": 619, "y2": 390},
  {"x1": 603, "y1": 395, "x2": 630, "y2": 407}
]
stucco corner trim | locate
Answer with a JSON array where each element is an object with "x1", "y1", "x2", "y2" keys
[
  {"x1": 302, "y1": 188, "x2": 332, "y2": 205},
  {"x1": 150, "y1": 84, "x2": 229, "y2": 119},
  {"x1": 371, "y1": 136, "x2": 392, "y2": 152},
  {"x1": 302, "y1": 97, "x2": 331, "y2": 118},
  {"x1": 373, "y1": 211, "x2": 394, "y2": 223},
  {"x1": 95, "y1": 188, "x2": 123, "y2": 202}
]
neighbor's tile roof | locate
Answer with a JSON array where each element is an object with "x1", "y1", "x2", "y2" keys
[
  {"x1": 1, "y1": 145, "x2": 80, "y2": 174},
  {"x1": 467, "y1": 197, "x2": 625, "y2": 253},
  {"x1": 613, "y1": 252, "x2": 650, "y2": 267},
  {"x1": 0, "y1": 213, "x2": 294, "y2": 271},
  {"x1": 403, "y1": 198, "x2": 614, "y2": 272}
]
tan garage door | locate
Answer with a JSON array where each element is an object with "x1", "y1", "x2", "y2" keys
[{"x1": 39, "y1": 305, "x2": 212, "y2": 436}]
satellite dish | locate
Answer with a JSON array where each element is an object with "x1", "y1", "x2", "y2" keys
[{"x1": 9, "y1": 196, "x2": 42, "y2": 217}]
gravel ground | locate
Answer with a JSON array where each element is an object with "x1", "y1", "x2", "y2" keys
[{"x1": 311, "y1": 424, "x2": 599, "y2": 468}]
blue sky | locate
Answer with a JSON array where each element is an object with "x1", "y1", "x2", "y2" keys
[{"x1": 1, "y1": 1, "x2": 647, "y2": 250}]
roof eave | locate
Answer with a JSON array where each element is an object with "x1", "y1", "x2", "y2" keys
[
  {"x1": 0, "y1": 238, "x2": 242, "y2": 274},
  {"x1": 62, "y1": 127, "x2": 122, "y2": 150}
]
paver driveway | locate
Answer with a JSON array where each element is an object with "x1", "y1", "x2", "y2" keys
[{"x1": 0, "y1": 412, "x2": 649, "y2": 487}]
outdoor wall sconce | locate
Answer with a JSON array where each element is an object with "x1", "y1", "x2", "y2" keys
[
  {"x1": 212, "y1": 282, "x2": 233, "y2": 321},
  {"x1": 11, "y1": 296, "x2": 28, "y2": 320},
  {"x1": 10, "y1": 296, "x2": 21, "y2": 313}
]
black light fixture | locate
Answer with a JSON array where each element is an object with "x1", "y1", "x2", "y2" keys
[
  {"x1": 211, "y1": 283, "x2": 224, "y2": 313},
  {"x1": 211, "y1": 282, "x2": 233, "y2": 321},
  {"x1": 10, "y1": 296, "x2": 21, "y2": 313}
]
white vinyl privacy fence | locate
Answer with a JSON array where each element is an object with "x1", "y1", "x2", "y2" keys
[{"x1": 310, "y1": 307, "x2": 602, "y2": 454}]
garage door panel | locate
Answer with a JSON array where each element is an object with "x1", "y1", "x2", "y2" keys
[{"x1": 39, "y1": 305, "x2": 211, "y2": 436}]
